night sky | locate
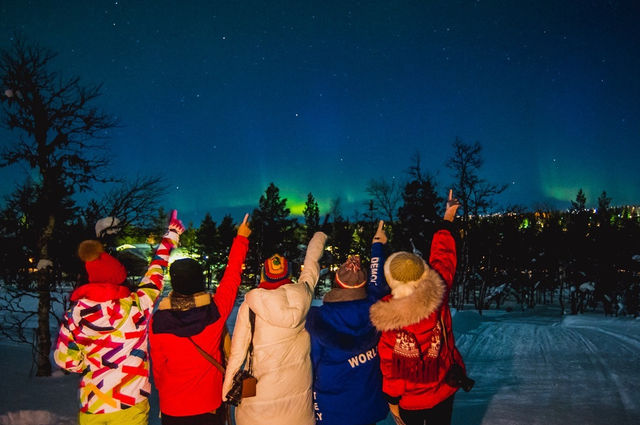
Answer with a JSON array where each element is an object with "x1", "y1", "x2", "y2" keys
[{"x1": 1, "y1": 1, "x2": 639, "y2": 225}]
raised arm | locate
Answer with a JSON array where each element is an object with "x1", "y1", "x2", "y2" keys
[
  {"x1": 429, "y1": 190, "x2": 458, "y2": 287},
  {"x1": 297, "y1": 231, "x2": 328, "y2": 291},
  {"x1": 214, "y1": 213, "x2": 251, "y2": 320},
  {"x1": 368, "y1": 220, "x2": 390, "y2": 301},
  {"x1": 137, "y1": 210, "x2": 185, "y2": 307}
]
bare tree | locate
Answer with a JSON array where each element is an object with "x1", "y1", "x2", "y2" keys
[
  {"x1": 84, "y1": 175, "x2": 165, "y2": 239},
  {"x1": 0, "y1": 37, "x2": 116, "y2": 375},
  {"x1": 366, "y1": 177, "x2": 402, "y2": 223},
  {"x1": 446, "y1": 138, "x2": 507, "y2": 309}
]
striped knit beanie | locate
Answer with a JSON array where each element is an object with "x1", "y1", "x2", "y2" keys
[{"x1": 259, "y1": 254, "x2": 291, "y2": 289}]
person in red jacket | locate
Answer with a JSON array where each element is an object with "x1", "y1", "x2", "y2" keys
[
  {"x1": 150, "y1": 214, "x2": 251, "y2": 425},
  {"x1": 370, "y1": 190, "x2": 471, "y2": 425}
]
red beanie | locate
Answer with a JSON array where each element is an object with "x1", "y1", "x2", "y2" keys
[{"x1": 78, "y1": 240, "x2": 127, "y2": 285}]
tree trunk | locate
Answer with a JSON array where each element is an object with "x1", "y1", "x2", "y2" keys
[{"x1": 35, "y1": 214, "x2": 55, "y2": 377}]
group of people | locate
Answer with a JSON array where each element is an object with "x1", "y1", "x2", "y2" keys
[{"x1": 54, "y1": 191, "x2": 470, "y2": 425}]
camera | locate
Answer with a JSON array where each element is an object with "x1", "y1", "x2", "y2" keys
[
  {"x1": 444, "y1": 363, "x2": 475, "y2": 392},
  {"x1": 226, "y1": 371, "x2": 248, "y2": 406},
  {"x1": 225, "y1": 370, "x2": 257, "y2": 406}
]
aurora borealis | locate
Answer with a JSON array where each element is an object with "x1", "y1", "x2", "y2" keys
[{"x1": 1, "y1": 1, "x2": 639, "y2": 224}]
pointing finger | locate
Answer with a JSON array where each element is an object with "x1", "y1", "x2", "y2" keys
[
  {"x1": 242, "y1": 213, "x2": 249, "y2": 225},
  {"x1": 448, "y1": 189, "x2": 453, "y2": 201},
  {"x1": 377, "y1": 220, "x2": 384, "y2": 232}
]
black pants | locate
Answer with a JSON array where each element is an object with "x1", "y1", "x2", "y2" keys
[
  {"x1": 399, "y1": 394, "x2": 455, "y2": 425},
  {"x1": 161, "y1": 410, "x2": 226, "y2": 425}
]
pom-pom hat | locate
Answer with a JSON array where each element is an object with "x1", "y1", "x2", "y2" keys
[
  {"x1": 78, "y1": 240, "x2": 127, "y2": 285},
  {"x1": 323, "y1": 255, "x2": 368, "y2": 302},
  {"x1": 335, "y1": 255, "x2": 367, "y2": 289}
]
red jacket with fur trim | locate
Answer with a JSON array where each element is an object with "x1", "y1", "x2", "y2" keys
[
  {"x1": 370, "y1": 226, "x2": 465, "y2": 410},
  {"x1": 149, "y1": 235, "x2": 248, "y2": 417}
]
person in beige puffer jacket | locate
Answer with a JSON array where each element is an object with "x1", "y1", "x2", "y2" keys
[{"x1": 222, "y1": 231, "x2": 327, "y2": 425}]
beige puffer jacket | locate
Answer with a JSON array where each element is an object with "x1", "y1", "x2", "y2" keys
[{"x1": 222, "y1": 232, "x2": 327, "y2": 425}]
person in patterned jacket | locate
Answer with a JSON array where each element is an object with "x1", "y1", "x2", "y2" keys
[{"x1": 54, "y1": 210, "x2": 185, "y2": 425}]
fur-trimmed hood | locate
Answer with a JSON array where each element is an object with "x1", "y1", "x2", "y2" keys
[{"x1": 369, "y1": 264, "x2": 445, "y2": 331}]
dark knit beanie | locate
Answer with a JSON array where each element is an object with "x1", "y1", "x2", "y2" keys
[
  {"x1": 170, "y1": 258, "x2": 205, "y2": 295},
  {"x1": 78, "y1": 240, "x2": 127, "y2": 285}
]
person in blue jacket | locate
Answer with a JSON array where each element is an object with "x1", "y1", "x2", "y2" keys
[{"x1": 306, "y1": 221, "x2": 390, "y2": 425}]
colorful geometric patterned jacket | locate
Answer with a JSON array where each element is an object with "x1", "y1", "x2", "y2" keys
[{"x1": 54, "y1": 231, "x2": 179, "y2": 414}]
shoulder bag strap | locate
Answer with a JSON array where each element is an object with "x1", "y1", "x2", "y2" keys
[
  {"x1": 188, "y1": 336, "x2": 226, "y2": 374},
  {"x1": 247, "y1": 308, "x2": 256, "y2": 373}
]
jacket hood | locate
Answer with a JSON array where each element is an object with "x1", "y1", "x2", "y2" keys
[
  {"x1": 152, "y1": 292, "x2": 220, "y2": 337},
  {"x1": 369, "y1": 265, "x2": 445, "y2": 331},
  {"x1": 307, "y1": 301, "x2": 379, "y2": 352},
  {"x1": 244, "y1": 283, "x2": 312, "y2": 328},
  {"x1": 70, "y1": 282, "x2": 131, "y2": 302}
]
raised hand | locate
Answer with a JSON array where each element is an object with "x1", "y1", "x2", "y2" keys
[
  {"x1": 444, "y1": 189, "x2": 460, "y2": 222},
  {"x1": 237, "y1": 213, "x2": 251, "y2": 238},
  {"x1": 372, "y1": 220, "x2": 387, "y2": 244},
  {"x1": 168, "y1": 209, "x2": 185, "y2": 235}
]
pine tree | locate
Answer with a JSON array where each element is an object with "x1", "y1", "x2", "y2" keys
[
  {"x1": 249, "y1": 183, "x2": 297, "y2": 283},
  {"x1": 571, "y1": 188, "x2": 587, "y2": 211},
  {"x1": 597, "y1": 190, "x2": 612, "y2": 222},
  {"x1": 196, "y1": 213, "x2": 218, "y2": 286},
  {"x1": 397, "y1": 172, "x2": 442, "y2": 255},
  {"x1": 303, "y1": 192, "x2": 320, "y2": 239}
]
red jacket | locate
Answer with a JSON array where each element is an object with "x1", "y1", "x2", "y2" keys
[
  {"x1": 370, "y1": 226, "x2": 465, "y2": 410},
  {"x1": 149, "y1": 235, "x2": 248, "y2": 416}
]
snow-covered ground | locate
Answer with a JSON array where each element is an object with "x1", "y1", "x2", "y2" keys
[{"x1": 1, "y1": 303, "x2": 639, "y2": 424}]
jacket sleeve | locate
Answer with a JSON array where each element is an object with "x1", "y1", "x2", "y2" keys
[
  {"x1": 367, "y1": 241, "x2": 390, "y2": 302},
  {"x1": 378, "y1": 332, "x2": 406, "y2": 402},
  {"x1": 428, "y1": 224, "x2": 457, "y2": 288},
  {"x1": 214, "y1": 235, "x2": 250, "y2": 321},
  {"x1": 136, "y1": 231, "x2": 180, "y2": 312},
  {"x1": 53, "y1": 309, "x2": 86, "y2": 373},
  {"x1": 297, "y1": 232, "x2": 328, "y2": 292},
  {"x1": 222, "y1": 301, "x2": 252, "y2": 400}
]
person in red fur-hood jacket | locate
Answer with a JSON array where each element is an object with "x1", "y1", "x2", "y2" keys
[
  {"x1": 150, "y1": 214, "x2": 251, "y2": 425},
  {"x1": 370, "y1": 190, "x2": 473, "y2": 425}
]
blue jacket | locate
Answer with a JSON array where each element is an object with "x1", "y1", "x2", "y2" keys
[{"x1": 306, "y1": 242, "x2": 390, "y2": 425}]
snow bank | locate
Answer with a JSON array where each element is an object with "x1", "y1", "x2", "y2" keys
[{"x1": 0, "y1": 410, "x2": 74, "y2": 425}]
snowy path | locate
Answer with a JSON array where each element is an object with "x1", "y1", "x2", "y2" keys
[
  {"x1": 452, "y1": 308, "x2": 640, "y2": 425},
  {"x1": 1, "y1": 306, "x2": 639, "y2": 424}
]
